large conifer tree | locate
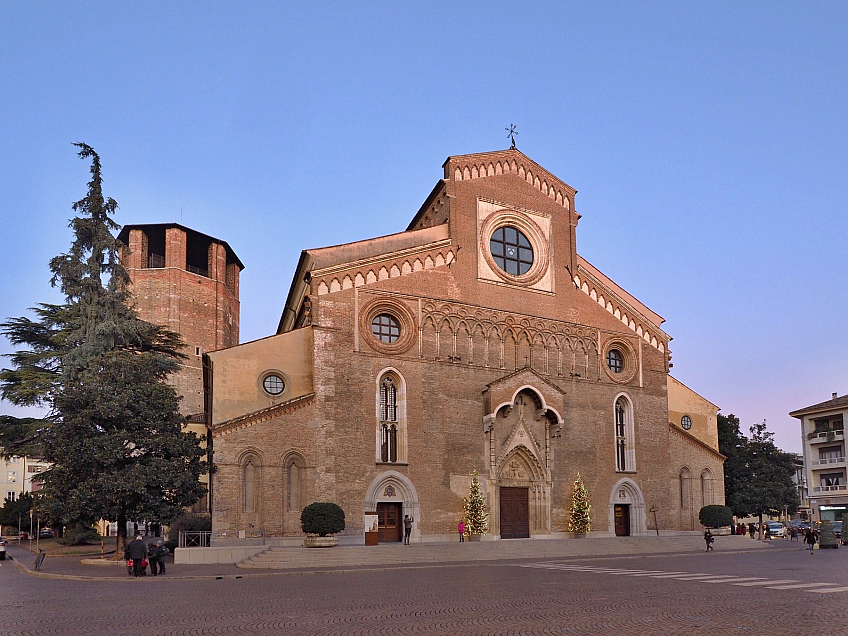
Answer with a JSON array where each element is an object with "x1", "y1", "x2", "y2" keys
[{"x1": 0, "y1": 143, "x2": 206, "y2": 552}]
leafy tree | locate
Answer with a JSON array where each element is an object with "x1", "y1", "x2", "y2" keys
[
  {"x1": 568, "y1": 472, "x2": 592, "y2": 533},
  {"x1": 463, "y1": 469, "x2": 489, "y2": 536},
  {"x1": 0, "y1": 492, "x2": 36, "y2": 530},
  {"x1": 0, "y1": 143, "x2": 206, "y2": 555},
  {"x1": 717, "y1": 413, "x2": 748, "y2": 517},
  {"x1": 719, "y1": 416, "x2": 799, "y2": 525}
]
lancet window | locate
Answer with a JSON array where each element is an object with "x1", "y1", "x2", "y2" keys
[{"x1": 376, "y1": 371, "x2": 406, "y2": 464}]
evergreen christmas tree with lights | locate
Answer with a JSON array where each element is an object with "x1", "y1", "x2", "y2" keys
[
  {"x1": 463, "y1": 469, "x2": 489, "y2": 536},
  {"x1": 568, "y1": 472, "x2": 592, "y2": 534}
]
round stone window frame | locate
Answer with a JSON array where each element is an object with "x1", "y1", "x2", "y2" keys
[
  {"x1": 601, "y1": 338, "x2": 638, "y2": 384},
  {"x1": 480, "y1": 210, "x2": 549, "y2": 287},
  {"x1": 259, "y1": 370, "x2": 290, "y2": 398},
  {"x1": 360, "y1": 297, "x2": 417, "y2": 355},
  {"x1": 681, "y1": 415, "x2": 692, "y2": 430}
]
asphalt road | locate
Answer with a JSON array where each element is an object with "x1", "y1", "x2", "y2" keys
[{"x1": 1, "y1": 541, "x2": 846, "y2": 635}]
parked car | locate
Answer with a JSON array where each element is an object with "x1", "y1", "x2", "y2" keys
[
  {"x1": 766, "y1": 521, "x2": 786, "y2": 538},
  {"x1": 789, "y1": 519, "x2": 810, "y2": 531},
  {"x1": 0, "y1": 539, "x2": 6, "y2": 560},
  {"x1": 38, "y1": 528, "x2": 54, "y2": 539}
]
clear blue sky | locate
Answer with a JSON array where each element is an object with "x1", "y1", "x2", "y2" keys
[{"x1": 2, "y1": 3, "x2": 847, "y2": 453}]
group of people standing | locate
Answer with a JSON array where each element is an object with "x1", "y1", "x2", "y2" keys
[{"x1": 125, "y1": 535, "x2": 169, "y2": 576}]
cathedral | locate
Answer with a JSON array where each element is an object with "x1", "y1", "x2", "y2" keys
[{"x1": 179, "y1": 148, "x2": 724, "y2": 543}]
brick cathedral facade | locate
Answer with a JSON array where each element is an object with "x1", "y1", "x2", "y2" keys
[{"x1": 155, "y1": 148, "x2": 723, "y2": 541}]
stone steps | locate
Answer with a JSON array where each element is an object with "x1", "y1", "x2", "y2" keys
[{"x1": 236, "y1": 535, "x2": 766, "y2": 570}]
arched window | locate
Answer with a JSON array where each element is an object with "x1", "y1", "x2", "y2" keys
[
  {"x1": 380, "y1": 377, "x2": 397, "y2": 422},
  {"x1": 376, "y1": 371, "x2": 406, "y2": 463},
  {"x1": 614, "y1": 395, "x2": 635, "y2": 472},
  {"x1": 243, "y1": 459, "x2": 257, "y2": 513},
  {"x1": 700, "y1": 469, "x2": 713, "y2": 508},
  {"x1": 679, "y1": 467, "x2": 692, "y2": 509},
  {"x1": 286, "y1": 455, "x2": 306, "y2": 513}
]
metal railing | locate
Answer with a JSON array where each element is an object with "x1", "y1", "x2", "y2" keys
[
  {"x1": 812, "y1": 457, "x2": 846, "y2": 466},
  {"x1": 807, "y1": 430, "x2": 845, "y2": 441},
  {"x1": 179, "y1": 531, "x2": 212, "y2": 548},
  {"x1": 186, "y1": 264, "x2": 209, "y2": 277},
  {"x1": 813, "y1": 485, "x2": 847, "y2": 492},
  {"x1": 149, "y1": 253, "x2": 165, "y2": 268}
]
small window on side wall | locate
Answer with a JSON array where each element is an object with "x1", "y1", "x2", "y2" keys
[
  {"x1": 262, "y1": 374, "x2": 285, "y2": 396},
  {"x1": 606, "y1": 349, "x2": 624, "y2": 374},
  {"x1": 681, "y1": 415, "x2": 692, "y2": 430}
]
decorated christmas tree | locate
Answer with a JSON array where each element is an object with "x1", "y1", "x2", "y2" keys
[
  {"x1": 463, "y1": 469, "x2": 489, "y2": 536},
  {"x1": 568, "y1": 472, "x2": 592, "y2": 533}
]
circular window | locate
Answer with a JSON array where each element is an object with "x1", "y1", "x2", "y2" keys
[
  {"x1": 262, "y1": 374, "x2": 285, "y2": 396},
  {"x1": 681, "y1": 415, "x2": 692, "y2": 430},
  {"x1": 371, "y1": 313, "x2": 400, "y2": 343},
  {"x1": 360, "y1": 298, "x2": 416, "y2": 355},
  {"x1": 606, "y1": 349, "x2": 624, "y2": 374},
  {"x1": 490, "y1": 226, "x2": 534, "y2": 276}
]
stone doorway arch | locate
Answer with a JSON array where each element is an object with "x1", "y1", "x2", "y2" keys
[
  {"x1": 364, "y1": 470, "x2": 421, "y2": 543},
  {"x1": 608, "y1": 478, "x2": 647, "y2": 536},
  {"x1": 494, "y1": 446, "x2": 550, "y2": 538}
]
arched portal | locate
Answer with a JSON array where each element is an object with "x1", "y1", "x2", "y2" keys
[
  {"x1": 496, "y1": 445, "x2": 549, "y2": 538},
  {"x1": 608, "y1": 478, "x2": 647, "y2": 536},
  {"x1": 364, "y1": 471, "x2": 421, "y2": 543}
]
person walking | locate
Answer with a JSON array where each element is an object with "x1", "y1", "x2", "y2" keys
[
  {"x1": 458, "y1": 519, "x2": 466, "y2": 542},
  {"x1": 154, "y1": 540, "x2": 169, "y2": 575},
  {"x1": 749, "y1": 522, "x2": 757, "y2": 539},
  {"x1": 403, "y1": 515, "x2": 413, "y2": 545},
  {"x1": 127, "y1": 535, "x2": 147, "y2": 577},
  {"x1": 704, "y1": 528, "x2": 714, "y2": 551},
  {"x1": 790, "y1": 526, "x2": 798, "y2": 541},
  {"x1": 147, "y1": 541, "x2": 160, "y2": 576},
  {"x1": 805, "y1": 527, "x2": 817, "y2": 554}
]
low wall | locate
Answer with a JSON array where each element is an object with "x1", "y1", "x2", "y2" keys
[{"x1": 174, "y1": 545, "x2": 266, "y2": 565}]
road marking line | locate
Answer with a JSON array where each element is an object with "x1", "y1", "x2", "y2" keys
[
  {"x1": 765, "y1": 582, "x2": 834, "y2": 590},
  {"x1": 642, "y1": 572, "x2": 702, "y2": 578},
  {"x1": 733, "y1": 579, "x2": 797, "y2": 586},
  {"x1": 700, "y1": 577, "x2": 765, "y2": 584},
  {"x1": 663, "y1": 574, "x2": 738, "y2": 581},
  {"x1": 807, "y1": 587, "x2": 848, "y2": 594}
]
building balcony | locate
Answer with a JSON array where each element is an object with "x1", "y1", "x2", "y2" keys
[
  {"x1": 811, "y1": 457, "x2": 846, "y2": 468},
  {"x1": 813, "y1": 485, "x2": 848, "y2": 493},
  {"x1": 807, "y1": 430, "x2": 845, "y2": 444}
]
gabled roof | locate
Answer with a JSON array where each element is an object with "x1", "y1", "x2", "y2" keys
[
  {"x1": 789, "y1": 394, "x2": 848, "y2": 418},
  {"x1": 442, "y1": 148, "x2": 577, "y2": 196},
  {"x1": 307, "y1": 224, "x2": 449, "y2": 271},
  {"x1": 578, "y1": 256, "x2": 664, "y2": 329}
]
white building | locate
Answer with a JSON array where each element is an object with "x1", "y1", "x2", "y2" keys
[{"x1": 790, "y1": 393, "x2": 847, "y2": 523}]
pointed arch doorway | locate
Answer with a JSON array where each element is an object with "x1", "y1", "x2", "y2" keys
[
  {"x1": 497, "y1": 449, "x2": 546, "y2": 539},
  {"x1": 608, "y1": 478, "x2": 647, "y2": 537},
  {"x1": 500, "y1": 486, "x2": 529, "y2": 539},
  {"x1": 364, "y1": 470, "x2": 421, "y2": 544}
]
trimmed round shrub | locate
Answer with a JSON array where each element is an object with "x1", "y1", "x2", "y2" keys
[
  {"x1": 301, "y1": 502, "x2": 345, "y2": 537},
  {"x1": 699, "y1": 505, "x2": 733, "y2": 528}
]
